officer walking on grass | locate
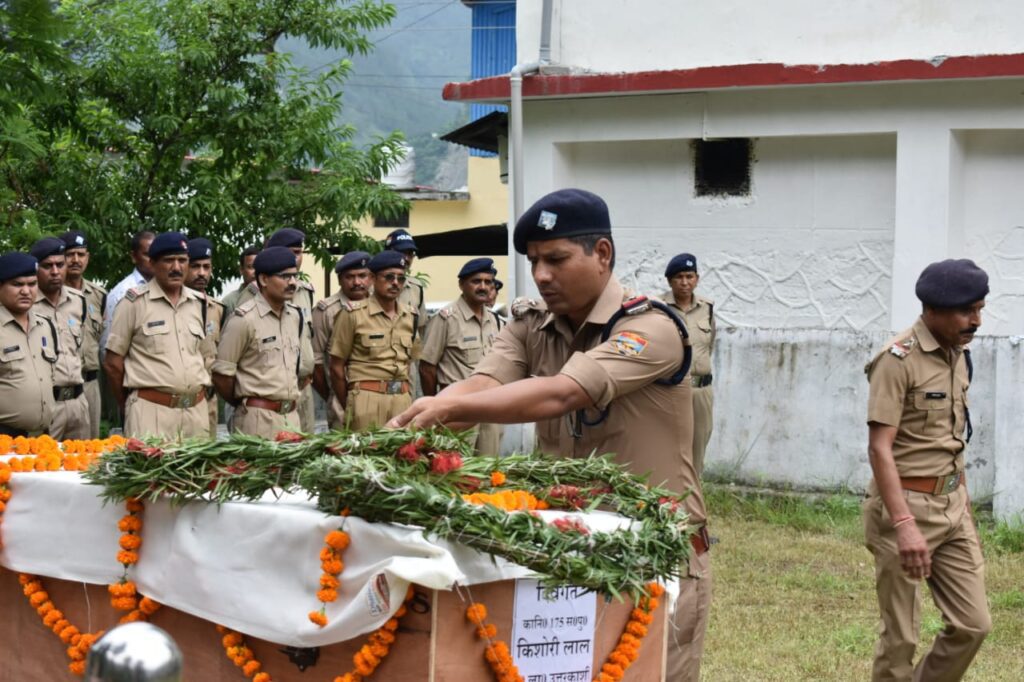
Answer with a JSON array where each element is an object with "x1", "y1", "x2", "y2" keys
[
  {"x1": 212, "y1": 247, "x2": 313, "y2": 438},
  {"x1": 419, "y1": 257, "x2": 503, "y2": 454},
  {"x1": 329, "y1": 250, "x2": 419, "y2": 431},
  {"x1": 30, "y1": 237, "x2": 91, "y2": 440},
  {"x1": 0, "y1": 253, "x2": 56, "y2": 437},
  {"x1": 389, "y1": 188, "x2": 710, "y2": 681},
  {"x1": 312, "y1": 251, "x2": 371, "y2": 430},
  {"x1": 664, "y1": 253, "x2": 716, "y2": 477},
  {"x1": 863, "y1": 259, "x2": 991, "y2": 682},
  {"x1": 60, "y1": 230, "x2": 107, "y2": 438},
  {"x1": 103, "y1": 232, "x2": 212, "y2": 440}
]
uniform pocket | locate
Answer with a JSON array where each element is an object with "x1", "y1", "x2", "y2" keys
[
  {"x1": 457, "y1": 335, "x2": 483, "y2": 363},
  {"x1": 360, "y1": 333, "x2": 386, "y2": 349},
  {"x1": 258, "y1": 337, "x2": 282, "y2": 367},
  {"x1": 0, "y1": 345, "x2": 26, "y2": 378},
  {"x1": 188, "y1": 321, "x2": 206, "y2": 354},
  {"x1": 141, "y1": 321, "x2": 171, "y2": 354},
  {"x1": 913, "y1": 391, "x2": 951, "y2": 431}
]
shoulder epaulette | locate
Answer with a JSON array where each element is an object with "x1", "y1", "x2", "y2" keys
[
  {"x1": 341, "y1": 300, "x2": 368, "y2": 313},
  {"x1": 66, "y1": 287, "x2": 86, "y2": 301},
  {"x1": 510, "y1": 296, "x2": 546, "y2": 319},
  {"x1": 888, "y1": 337, "x2": 917, "y2": 359},
  {"x1": 245, "y1": 281, "x2": 259, "y2": 296},
  {"x1": 315, "y1": 298, "x2": 329, "y2": 311},
  {"x1": 123, "y1": 286, "x2": 145, "y2": 302},
  {"x1": 234, "y1": 299, "x2": 257, "y2": 316},
  {"x1": 438, "y1": 306, "x2": 454, "y2": 319},
  {"x1": 208, "y1": 295, "x2": 224, "y2": 309},
  {"x1": 299, "y1": 280, "x2": 315, "y2": 292}
]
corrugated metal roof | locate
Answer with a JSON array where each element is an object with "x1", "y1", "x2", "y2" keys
[{"x1": 468, "y1": 1, "x2": 515, "y2": 157}]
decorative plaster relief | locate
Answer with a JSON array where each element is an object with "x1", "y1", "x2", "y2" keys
[{"x1": 968, "y1": 225, "x2": 1024, "y2": 337}]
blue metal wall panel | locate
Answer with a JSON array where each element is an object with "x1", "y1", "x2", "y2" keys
[{"x1": 469, "y1": 1, "x2": 515, "y2": 157}]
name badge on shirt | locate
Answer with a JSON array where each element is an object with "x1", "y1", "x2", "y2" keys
[
  {"x1": 369, "y1": 334, "x2": 384, "y2": 339},
  {"x1": 463, "y1": 336, "x2": 478, "y2": 342},
  {"x1": 3, "y1": 345, "x2": 19, "y2": 353},
  {"x1": 261, "y1": 336, "x2": 277, "y2": 343},
  {"x1": 146, "y1": 320, "x2": 165, "y2": 328},
  {"x1": 925, "y1": 391, "x2": 947, "y2": 399}
]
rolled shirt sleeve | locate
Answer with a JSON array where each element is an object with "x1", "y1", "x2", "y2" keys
[
  {"x1": 104, "y1": 298, "x2": 135, "y2": 357},
  {"x1": 328, "y1": 310, "x2": 355, "y2": 361},
  {"x1": 419, "y1": 314, "x2": 447, "y2": 365},
  {"x1": 560, "y1": 314, "x2": 684, "y2": 410},
  {"x1": 866, "y1": 352, "x2": 908, "y2": 427}
]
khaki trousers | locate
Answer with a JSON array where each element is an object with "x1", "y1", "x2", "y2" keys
[
  {"x1": 347, "y1": 389, "x2": 412, "y2": 432},
  {"x1": 473, "y1": 423, "x2": 504, "y2": 456},
  {"x1": 298, "y1": 383, "x2": 315, "y2": 432},
  {"x1": 691, "y1": 386, "x2": 713, "y2": 477},
  {"x1": 207, "y1": 393, "x2": 219, "y2": 438},
  {"x1": 50, "y1": 394, "x2": 91, "y2": 441},
  {"x1": 665, "y1": 550, "x2": 713, "y2": 682},
  {"x1": 230, "y1": 403, "x2": 300, "y2": 439},
  {"x1": 84, "y1": 378, "x2": 101, "y2": 438},
  {"x1": 124, "y1": 392, "x2": 209, "y2": 440},
  {"x1": 863, "y1": 485, "x2": 990, "y2": 682}
]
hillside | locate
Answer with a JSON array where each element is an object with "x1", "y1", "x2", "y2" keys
[{"x1": 282, "y1": 1, "x2": 474, "y2": 188}]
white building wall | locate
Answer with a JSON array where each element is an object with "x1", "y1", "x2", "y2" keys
[{"x1": 519, "y1": 1, "x2": 1024, "y2": 72}]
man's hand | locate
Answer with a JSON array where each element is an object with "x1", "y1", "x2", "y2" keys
[
  {"x1": 387, "y1": 396, "x2": 475, "y2": 431},
  {"x1": 895, "y1": 520, "x2": 931, "y2": 579}
]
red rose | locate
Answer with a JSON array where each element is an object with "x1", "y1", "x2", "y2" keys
[
  {"x1": 551, "y1": 516, "x2": 590, "y2": 535},
  {"x1": 396, "y1": 442, "x2": 424, "y2": 463},
  {"x1": 125, "y1": 438, "x2": 147, "y2": 453},
  {"x1": 274, "y1": 431, "x2": 304, "y2": 444},
  {"x1": 141, "y1": 447, "x2": 163, "y2": 459},
  {"x1": 429, "y1": 451, "x2": 463, "y2": 475}
]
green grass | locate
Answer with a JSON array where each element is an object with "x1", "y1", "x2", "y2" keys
[{"x1": 701, "y1": 483, "x2": 1024, "y2": 681}]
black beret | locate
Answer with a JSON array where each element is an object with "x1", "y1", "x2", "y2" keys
[
  {"x1": 60, "y1": 230, "x2": 89, "y2": 250},
  {"x1": 368, "y1": 250, "x2": 407, "y2": 273},
  {"x1": 0, "y1": 252, "x2": 38, "y2": 281},
  {"x1": 187, "y1": 237, "x2": 213, "y2": 261},
  {"x1": 334, "y1": 250, "x2": 371, "y2": 274},
  {"x1": 265, "y1": 228, "x2": 305, "y2": 249},
  {"x1": 458, "y1": 257, "x2": 496, "y2": 280},
  {"x1": 494, "y1": 278, "x2": 503, "y2": 291},
  {"x1": 513, "y1": 188, "x2": 611, "y2": 254},
  {"x1": 149, "y1": 232, "x2": 190, "y2": 260},
  {"x1": 29, "y1": 237, "x2": 66, "y2": 262},
  {"x1": 254, "y1": 246, "x2": 297, "y2": 275},
  {"x1": 915, "y1": 259, "x2": 989, "y2": 308},
  {"x1": 384, "y1": 229, "x2": 417, "y2": 253},
  {"x1": 665, "y1": 253, "x2": 698, "y2": 278}
]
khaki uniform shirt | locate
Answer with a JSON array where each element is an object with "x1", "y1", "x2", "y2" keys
[
  {"x1": 33, "y1": 287, "x2": 86, "y2": 388},
  {"x1": 329, "y1": 297, "x2": 419, "y2": 381},
  {"x1": 78, "y1": 279, "x2": 106, "y2": 373},
  {"x1": 0, "y1": 307, "x2": 56, "y2": 432},
  {"x1": 865, "y1": 317, "x2": 970, "y2": 478},
  {"x1": 475, "y1": 276, "x2": 705, "y2": 524},
  {"x1": 105, "y1": 282, "x2": 211, "y2": 394},
  {"x1": 312, "y1": 291, "x2": 352, "y2": 368},
  {"x1": 191, "y1": 290, "x2": 224, "y2": 372},
  {"x1": 213, "y1": 293, "x2": 312, "y2": 402},
  {"x1": 399, "y1": 276, "x2": 427, "y2": 333},
  {"x1": 221, "y1": 283, "x2": 245, "y2": 320},
  {"x1": 666, "y1": 294, "x2": 715, "y2": 378},
  {"x1": 420, "y1": 296, "x2": 499, "y2": 386}
]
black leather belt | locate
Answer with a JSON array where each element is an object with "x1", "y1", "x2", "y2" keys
[
  {"x1": 83, "y1": 370, "x2": 99, "y2": 382},
  {"x1": 691, "y1": 374, "x2": 713, "y2": 388},
  {"x1": 53, "y1": 384, "x2": 85, "y2": 401}
]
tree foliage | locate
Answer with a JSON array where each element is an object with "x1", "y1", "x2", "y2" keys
[{"x1": 1, "y1": 0, "x2": 407, "y2": 292}]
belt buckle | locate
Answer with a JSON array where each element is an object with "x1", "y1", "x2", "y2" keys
[
  {"x1": 57, "y1": 386, "x2": 72, "y2": 400},
  {"x1": 176, "y1": 393, "x2": 193, "y2": 408},
  {"x1": 941, "y1": 473, "x2": 961, "y2": 495},
  {"x1": 386, "y1": 380, "x2": 403, "y2": 395},
  {"x1": 279, "y1": 400, "x2": 294, "y2": 414}
]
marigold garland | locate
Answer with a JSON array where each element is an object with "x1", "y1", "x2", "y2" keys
[
  {"x1": 20, "y1": 573, "x2": 105, "y2": 676},
  {"x1": 465, "y1": 601, "x2": 522, "y2": 682},
  {"x1": 309, "y1": 527, "x2": 351, "y2": 627},
  {"x1": 593, "y1": 582, "x2": 665, "y2": 682},
  {"x1": 462, "y1": 490, "x2": 549, "y2": 511},
  {"x1": 220, "y1": 585, "x2": 416, "y2": 682}
]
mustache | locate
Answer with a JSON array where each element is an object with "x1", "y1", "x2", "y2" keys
[
  {"x1": 168, "y1": 271, "x2": 183, "y2": 277},
  {"x1": 961, "y1": 326, "x2": 978, "y2": 334},
  {"x1": 285, "y1": 286, "x2": 296, "y2": 294}
]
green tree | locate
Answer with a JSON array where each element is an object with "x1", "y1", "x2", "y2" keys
[{"x1": 2, "y1": 0, "x2": 407, "y2": 292}]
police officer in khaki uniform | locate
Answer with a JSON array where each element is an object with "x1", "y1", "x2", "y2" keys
[
  {"x1": 221, "y1": 245, "x2": 259, "y2": 319},
  {"x1": 61, "y1": 230, "x2": 107, "y2": 438},
  {"x1": 103, "y1": 232, "x2": 212, "y2": 440},
  {"x1": 390, "y1": 189, "x2": 710, "y2": 680},
  {"x1": 0, "y1": 253, "x2": 56, "y2": 437},
  {"x1": 329, "y1": 250, "x2": 419, "y2": 431},
  {"x1": 213, "y1": 247, "x2": 313, "y2": 437},
  {"x1": 30, "y1": 238, "x2": 90, "y2": 440},
  {"x1": 312, "y1": 251, "x2": 371, "y2": 429},
  {"x1": 664, "y1": 253, "x2": 716, "y2": 477},
  {"x1": 233, "y1": 228, "x2": 317, "y2": 431},
  {"x1": 863, "y1": 259, "x2": 991, "y2": 682},
  {"x1": 383, "y1": 229, "x2": 428, "y2": 335},
  {"x1": 185, "y1": 237, "x2": 225, "y2": 437},
  {"x1": 420, "y1": 258, "x2": 502, "y2": 454}
]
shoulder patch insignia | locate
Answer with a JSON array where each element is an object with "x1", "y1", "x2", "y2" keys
[
  {"x1": 342, "y1": 300, "x2": 367, "y2": 312},
  {"x1": 235, "y1": 300, "x2": 256, "y2": 316},
  {"x1": 438, "y1": 307, "x2": 453, "y2": 319},
  {"x1": 316, "y1": 299, "x2": 329, "y2": 311},
  {"x1": 245, "y1": 281, "x2": 259, "y2": 295},
  {"x1": 510, "y1": 297, "x2": 543, "y2": 319},
  {"x1": 889, "y1": 337, "x2": 916, "y2": 358},
  {"x1": 124, "y1": 288, "x2": 140, "y2": 301},
  {"x1": 610, "y1": 331, "x2": 649, "y2": 357}
]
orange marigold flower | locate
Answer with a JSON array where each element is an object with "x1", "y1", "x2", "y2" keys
[
  {"x1": 43, "y1": 609, "x2": 63, "y2": 626},
  {"x1": 646, "y1": 582, "x2": 666, "y2": 597},
  {"x1": 0, "y1": 467, "x2": 10, "y2": 484},
  {"x1": 253, "y1": 674, "x2": 271, "y2": 682},
  {"x1": 319, "y1": 547, "x2": 335, "y2": 563},
  {"x1": 316, "y1": 588, "x2": 338, "y2": 603},
  {"x1": 51, "y1": 619, "x2": 70, "y2": 635},
  {"x1": 222, "y1": 633, "x2": 243, "y2": 648},
  {"x1": 490, "y1": 471, "x2": 506, "y2": 486},
  {"x1": 112, "y1": 596, "x2": 138, "y2": 611},
  {"x1": 118, "y1": 516, "x2": 143, "y2": 532},
  {"x1": 309, "y1": 610, "x2": 328, "y2": 627},
  {"x1": 29, "y1": 590, "x2": 49, "y2": 606},
  {"x1": 242, "y1": 660, "x2": 262, "y2": 676},
  {"x1": 320, "y1": 574, "x2": 340, "y2": 590},
  {"x1": 125, "y1": 498, "x2": 144, "y2": 513},
  {"x1": 321, "y1": 558, "x2": 343, "y2": 575},
  {"x1": 58, "y1": 624, "x2": 80, "y2": 643},
  {"x1": 117, "y1": 550, "x2": 139, "y2": 565},
  {"x1": 139, "y1": 597, "x2": 161, "y2": 615},
  {"x1": 119, "y1": 534, "x2": 142, "y2": 550},
  {"x1": 625, "y1": 621, "x2": 648, "y2": 637},
  {"x1": 325, "y1": 530, "x2": 350, "y2": 551},
  {"x1": 601, "y1": 662, "x2": 625, "y2": 678},
  {"x1": 68, "y1": 660, "x2": 86, "y2": 676},
  {"x1": 465, "y1": 603, "x2": 488, "y2": 625}
]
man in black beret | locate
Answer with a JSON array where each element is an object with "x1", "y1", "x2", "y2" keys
[
  {"x1": 328, "y1": 250, "x2": 419, "y2": 430},
  {"x1": 390, "y1": 187, "x2": 709, "y2": 679},
  {"x1": 60, "y1": 229, "x2": 107, "y2": 437},
  {"x1": 30, "y1": 237, "x2": 91, "y2": 439},
  {"x1": 232, "y1": 228, "x2": 317, "y2": 430},
  {"x1": 185, "y1": 237, "x2": 225, "y2": 436},
  {"x1": 311, "y1": 251, "x2": 371, "y2": 428},
  {"x1": 103, "y1": 232, "x2": 212, "y2": 439},
  {"x1": 663, "y1": 253, "x2": 716, "y2": 477},
  {"x1": 213, "y1": 247, "x2": 313, "y2": 438},
  {"x1": 0, "y1": 252, "x2": 56, "y2": 436},
  {"x1": 863, "y1": 258, "x2": 990, "y2": 680},
  {"x1": 384, "y1": 228, "x2": 427, "y2": 340}
]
